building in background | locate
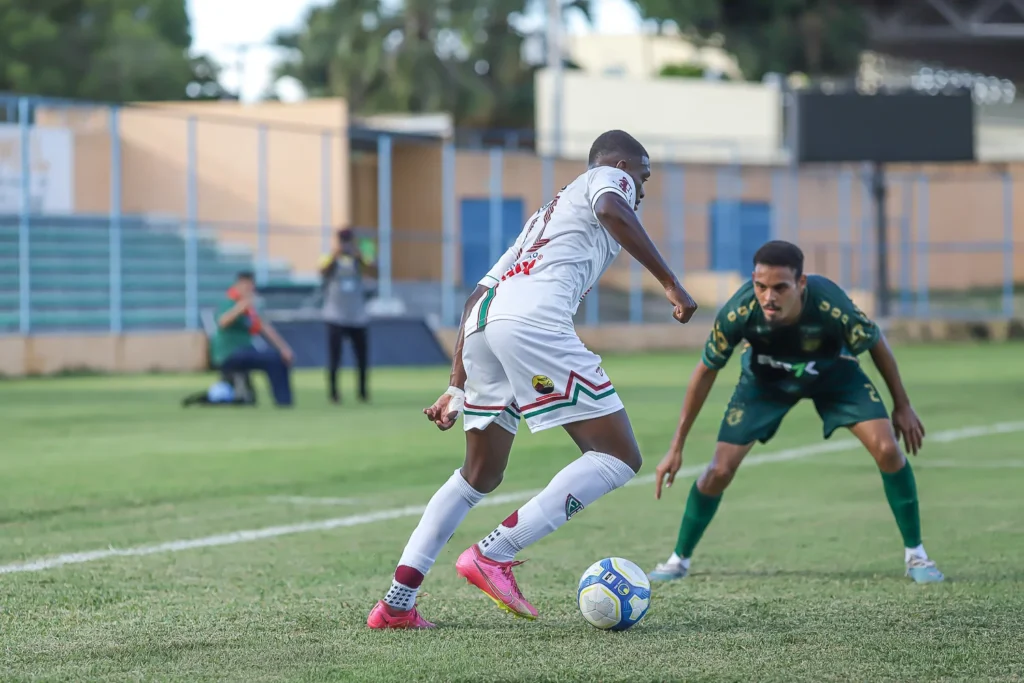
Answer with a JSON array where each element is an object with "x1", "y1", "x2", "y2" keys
[{"x1": 564, "y1": 29, "x2": 742, "y2": 81}]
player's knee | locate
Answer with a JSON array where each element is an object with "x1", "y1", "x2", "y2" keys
[
  {"x1": 701, "y1": 460, "x2": 738, "y2": 494},
  {"x1": 871, "y1": 437, "x2": 904, "y2": 472},
  {"x1": 606, "y1": 445, "x2": 642, "y2": 474},
  {"x1": 462, "y1": 465, "x2": 503, "y2": 494}
]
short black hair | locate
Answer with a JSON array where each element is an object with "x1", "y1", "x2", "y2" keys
[
  {"x1": 588, "y1": 130, "x2": 648, "y2": 167},
  {"x1": 753, "y1": 240, "x2": 804, "y2": 278},
  {"x1": 236, "y1": 270, "x2": 255, "y2": 282}
]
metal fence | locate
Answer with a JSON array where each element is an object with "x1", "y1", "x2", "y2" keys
[{"x1": 0, "y1": 96, "x2": 1020, "y2": 336}]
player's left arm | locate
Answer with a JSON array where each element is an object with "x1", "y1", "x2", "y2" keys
[
  {"x1": 832, "y1": 289, "x2": 925, "y2": 454},
  {"x1": 868, "y1": 334, "x2": 925, "y2": 455},
  {"x1": 593, "y1": 192, "x2": 696, "y2": 323}
]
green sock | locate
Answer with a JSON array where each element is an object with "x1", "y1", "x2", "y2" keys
[
  {"x1": 674, "y1": 481, "x2": 723, "y2": 558},
  {"x1": 880, "y1": 460, "x2": 923, "y2": 548}
]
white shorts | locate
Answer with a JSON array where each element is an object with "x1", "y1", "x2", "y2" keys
[{"x1": 462, "y1": 320, "x2": 624, "y2": 435}]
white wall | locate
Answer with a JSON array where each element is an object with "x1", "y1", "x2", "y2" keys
[
  {"x1": 536, "y1": 69, "x2": 784, "y2": 164},
  {"x1": 565, "y1": 33, "x2": 742, "y2": 80}
]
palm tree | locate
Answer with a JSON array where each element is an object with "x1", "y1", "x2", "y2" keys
[{"x1": 272, "y1": 0, "x2": 593, "y2": 128}]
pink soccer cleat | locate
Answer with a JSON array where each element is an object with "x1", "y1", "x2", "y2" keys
[
  {"x1": 455, "y1": 544, "x2": 539, "y2": 620},
  {"x1": 366, "y1": 600, "x2": 436, "y2": 629}
]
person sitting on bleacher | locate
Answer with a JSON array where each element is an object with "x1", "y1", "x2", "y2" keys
[{"x1": 211, "y1": 271, "x2": 295, "y2": 407}]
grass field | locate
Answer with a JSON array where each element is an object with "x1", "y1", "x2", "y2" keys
[{"x1": 2, "y1": 343, "x2": 1023, "y2": 682}]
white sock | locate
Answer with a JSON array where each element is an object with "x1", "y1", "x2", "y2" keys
[
  {"x1": 668, "y1": 552, "x2": 691, "y2": 569},
  {"x1": 905, "y1": 544, "x2": 928, "y2": 563},
  {"x1": 383, "y1": 469, "x2": 484, "y2": 610},
  {"x1": 479, "y1": 451, "x2": 636, "y2": 563}
]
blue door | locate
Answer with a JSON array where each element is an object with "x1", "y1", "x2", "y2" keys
[
  {"x1": 461, "y1": 198, "x2": 524, "y2": 286},
  {"x1": 709, "y1": 200, "x2": 772, "y2": 273}
]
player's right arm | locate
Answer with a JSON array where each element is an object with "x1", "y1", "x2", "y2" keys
[
  {"x1": 654, "y1": 362, "x2": 720, "y2": 499},
  {"x1": 654, "y1": 301, "x2": 745, "y2": 499},
  {"x1": 423, "y1": 285, "x2": 488, "y2": 431},
  {"x1": 217, "y1": 298, "x2": 250, "y2": 329},
  {"x1": 425, "y1": 216, "x2": 539, "y2": 429}
]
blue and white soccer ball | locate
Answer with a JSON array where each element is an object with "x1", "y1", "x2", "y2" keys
[{"x1": 577, "y1": 557, "x2": 651, "y2": 631}]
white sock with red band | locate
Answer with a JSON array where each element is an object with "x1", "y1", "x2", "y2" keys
[
  {"x1": 478, "y1": 451, "x2": 636, "y2": 563},
  {"x1": 384, "y1": 469, "x2": 484, "y2": 611}
]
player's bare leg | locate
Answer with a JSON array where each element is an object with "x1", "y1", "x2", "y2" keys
[
  {"x1": 650, "y1": 441, "x2": 754, "y2": 581},
  {"x1": 368, "y1": 424, "x2": 515, "y2": 629},
  {"x1": 848, "y1": 418, "x2": 944, "y2": 583},
  {"x1": 461, "y1": 409, "x2": 641, "y2": 619}
]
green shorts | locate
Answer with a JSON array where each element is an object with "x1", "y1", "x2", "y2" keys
[{"x1": 717, "y1": 359, "x2": 889, "y2": 445}]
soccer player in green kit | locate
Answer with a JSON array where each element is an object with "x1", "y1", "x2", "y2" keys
[{"x1": 649, "y1": 240, "x2": 944, "y2": 584}]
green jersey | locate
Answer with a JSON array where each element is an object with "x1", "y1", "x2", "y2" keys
[
  {"x1": 210, "y1": 299, "x2": 256, "y2": 367},
  {"x1": 702, "y1": 275, "x2": 880, "y2": 392}
]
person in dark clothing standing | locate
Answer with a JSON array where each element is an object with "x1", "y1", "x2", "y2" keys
[{"x1": 320, "y1": 228, "x2": 376, "y2": 404}]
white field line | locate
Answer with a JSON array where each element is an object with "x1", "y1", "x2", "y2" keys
[
  {"x1": 2, "y1": 421, "x2": 1022, "y2": 576},
  {"x1": 266, "y1": 496, "x2": 365, "y2": 506},
  {"x1": 915, "y1": 460, "x2": 1024, "y2": 469}
]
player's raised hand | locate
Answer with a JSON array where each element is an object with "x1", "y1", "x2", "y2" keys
[
  {"x1": 654, "y1": 447, "x2": 684, "y2": 500},
  {"x1": 423, "y1": 386, "x2": 465, "y2": 431},
  {"x1": 891, "y1": 403, "x2": 925, "y2": 456},
  {"x1": 665, "y1": 283, "x2": 698, "y2": 324}
]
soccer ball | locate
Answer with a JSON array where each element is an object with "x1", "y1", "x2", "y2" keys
[{"x1": 577, "y1": 557, "x2": 651, "y2": 631}]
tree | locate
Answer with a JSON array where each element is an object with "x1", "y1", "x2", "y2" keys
[
  {"x1": 272, "y1": 0, "x2": 590, "y2": 128},
  {"x1": 0, "y1": 0, "x2": 227, "y2": 102},
  {"x1": 633, "y1": 0, "x2": 867, "y2": 81}
]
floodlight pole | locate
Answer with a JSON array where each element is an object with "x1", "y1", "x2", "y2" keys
[{"x1": 870, "y1": 161, "x2": 891, "y2": 319}]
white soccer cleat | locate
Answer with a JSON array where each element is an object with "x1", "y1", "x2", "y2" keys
[
  {"x1": 906, "y1": 556, "x2": 945, "y2": 584},
  {"x1": 648, "y1": 557, "x2": 689, "y2": 583}
]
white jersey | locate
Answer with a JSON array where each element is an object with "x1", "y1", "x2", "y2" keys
[{"x1": 465, "y1": 166, "x2": 637, "y2": 336}]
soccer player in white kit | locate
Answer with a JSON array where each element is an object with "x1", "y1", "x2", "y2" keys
[{"x1": 367, "y1": 130, "x2": 698, "y2": 629}]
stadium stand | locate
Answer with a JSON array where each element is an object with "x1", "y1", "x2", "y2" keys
[{"x1": 0, "y1": 214, "x2": 290, "y2": 334}]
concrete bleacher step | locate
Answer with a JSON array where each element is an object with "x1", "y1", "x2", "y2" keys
[
  {"x1": 0, "y1": 242, "x2": 227, "y2": 260},
  {"x1": 0, "y1": 308, "x2": 201, "y2": 331},
  {"x1": 0, "y1": 291, "x2": 223, "y2": 308},
  {"x1": 0, "y1": 215, "x2": 301, "y2": 329}
]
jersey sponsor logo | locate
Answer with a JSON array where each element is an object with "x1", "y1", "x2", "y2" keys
[
  {"x1": 532, "y1": 375, "x2": 555, "y2": 394},
  {"x1": 500, "y1": 257, "x2": 539, "y2": 281},
  {"x1": 756, "y1": 354, "x2": 819, "y2": 377},
  {"x1": 565, "y1": 494, "x2": 584, "y2": 520}
]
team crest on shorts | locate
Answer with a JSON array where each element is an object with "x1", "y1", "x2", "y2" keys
[
  {"x1": 726, "y1": 407, "x2": 744, "y2": 426},
  {"x1": 532, "y1": 375, "x2": 555, "y2": 394}
]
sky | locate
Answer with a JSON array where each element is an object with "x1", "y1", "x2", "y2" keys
[{"x1": 186, "y1": 0, "x2": 645, "y2": 102}]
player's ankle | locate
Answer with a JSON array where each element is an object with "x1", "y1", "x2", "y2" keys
[
  {"x1": 904, "y1": 544, "x2": 928, "y2": 562},
  {"x1": 669, "y1": 552, "x2": 690, "y2": 567}
]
